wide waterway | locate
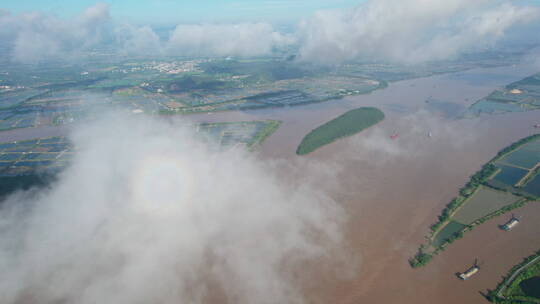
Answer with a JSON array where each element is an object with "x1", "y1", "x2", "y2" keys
[{"x1": 188, "y1": 63, "x2": 540, "y2": 304}]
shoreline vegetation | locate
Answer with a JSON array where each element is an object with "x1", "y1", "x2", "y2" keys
[
  {"x1": 296, "y1": 107, "x2": 385, "y2": 155},
  {"x1": 248, "y1": 120, "x2": 281, "y2": 150},
  {"x1": 487, "y1": 249, "x2": 540, "y2": 303},
  {"x1": 410, "y1": 134, "x2": 540, "y2": 268}
]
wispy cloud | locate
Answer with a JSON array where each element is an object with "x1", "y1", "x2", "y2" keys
[
  {"x1": 0, "y1": 112, "x2": 346, "y2": 303},
  {"x1": 297, "y1": 0, "x2": 540, "y2": 64}
]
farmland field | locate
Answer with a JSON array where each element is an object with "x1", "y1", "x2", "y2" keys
[{"x1": 452, "y1": 186, "x2": 521, "y2": 225}]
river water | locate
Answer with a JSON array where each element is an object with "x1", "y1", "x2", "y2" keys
[{"x1": 184, "y1": 63, "x2": 540, "y2": 304}]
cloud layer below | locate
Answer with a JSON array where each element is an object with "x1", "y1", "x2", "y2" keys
[{"x1": 0, "y1": 114, "x2": 345, "y2": 304}]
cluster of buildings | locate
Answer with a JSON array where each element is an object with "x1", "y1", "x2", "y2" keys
[
  {"x1": 107, "y1": 60, "x2": 206, "y2": 75},
  {"x1": 150, "y1": 60, "x2": 204, "y2": 74},
  {"x1": 0, "y1": 85, "x2": 25, "y2": 92}
]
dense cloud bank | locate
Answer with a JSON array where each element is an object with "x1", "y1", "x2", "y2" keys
[
  {"x1": 0, "y1": 3, "x2": 291, "y2": 62},
  {"x1": 0, "y1": 114, "x2": 345, "y2": 304},
  {"x1": 298, "y1": 0, "x2": 540, "y2": 64},
  {"x1": 167, "y1": 23, "x2": 293, "y2": 57},
  {"x1": 0, "y1": 3, "x2": 112, "y2": 62},
  {"x1": 0, "y1": 0, "x2": 539, "y2": 63}
]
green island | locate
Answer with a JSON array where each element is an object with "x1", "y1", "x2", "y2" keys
[
  {"x1": 410, "y1": 134, "x2": 540, "y2": 268},
  {"x1": 487, "y1": 249, "x2": 540, "y2": 303},
  {"x1": 296, "y1": 107, "x2": 385, "y2": 155}
]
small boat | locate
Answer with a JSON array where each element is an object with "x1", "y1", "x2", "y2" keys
[
  {"x1": 458, "y1": 260, "x2": 480, "y2": 280},
  {"x1": 500, "y1": 214, "x2": 520, "y2": 231}
]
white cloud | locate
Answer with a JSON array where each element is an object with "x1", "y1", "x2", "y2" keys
[
  {"x1": 0, "y1": 3, "x2": 112, "y2": 63},
  {"x1": 166, "y1": 23, "x2": 294, "y2": 57},
  {"x1": 297, "y1": 0, "x2": 540, "y2": 64},
  {"x1": 115, "y1": 24, "x2": 163, "y2": 56},
  {"x1": 1, "y1": 1, "x2": 539, "y2": 63},
  {"x1": 0, "y1": 4, "x2": 293, "y2": 62},
  {"x1": 0, "y1": 113, "x2": 345, "y2": 304}
]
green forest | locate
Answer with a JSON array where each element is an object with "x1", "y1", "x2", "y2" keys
[{"x1": 296, "y1": 107, "x2": 385, "y2": 155}]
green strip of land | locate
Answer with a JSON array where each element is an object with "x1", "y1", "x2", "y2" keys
[
  {"x1": 410, "y1": 134, "x2": 540, "y2": 268},
  {"x1": 296, "y1": 107, "x2": 385, "y2": 155}
]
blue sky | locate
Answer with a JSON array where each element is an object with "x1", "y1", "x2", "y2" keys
[{"x1": 1, "y1": 0, "x2": 363, "y2": 24}]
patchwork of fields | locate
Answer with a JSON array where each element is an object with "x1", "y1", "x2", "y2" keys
[
  {"x1": 0, "y1": 120, "x2": 280, "y2": 179},
  {"x1": 465, "y1": 73, "x2": 540, "y2": 117},
  {"x1": 0, "y1": 59, "x2": 389, "y2": 126},
  {"x1": 0, "y1": 137, "x2": 72, "y2": 177},
  {"x1": 197, "y1": 120, "x2": 281, "y2": 149}
]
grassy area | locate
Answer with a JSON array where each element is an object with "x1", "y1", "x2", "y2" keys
[{"x1": 296, "y1": 107, "x2": 384, "y2": 155}]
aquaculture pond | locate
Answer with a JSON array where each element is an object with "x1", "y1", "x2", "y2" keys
[
  {"x1": 424, "y1": 98, "x2": 465, "y2": 118},
  {"x1": 523, "y1": 175, "x2": 540, "y2": 197},
  {"x1": 519, "y1": 276, "x2": 540, "y2": 299},
  {"x1": 491, "y1": 164, "x2": 529, "y2": 187},
  {"x1": 432, "y1": 221, "x2": 467, "y2": 248},
  {"x1": 0, "y1": 137, "x2": 72, "y2": 177},
  {"x1": 466, "y1": 99, "x2": 524, "y2": 116},
  {"x1": 196, "y1": 120, "x2": 280, "y2": 148},
  {"x1": 500, "y1": 146, "x2": 540, "y2": 169}
]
